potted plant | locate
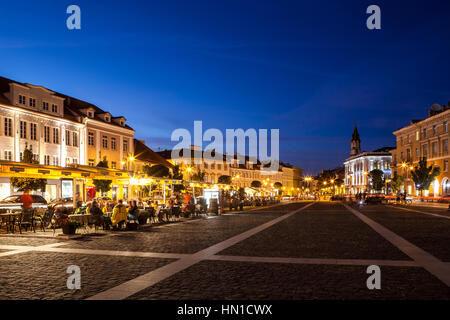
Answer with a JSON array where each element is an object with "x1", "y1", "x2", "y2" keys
[{"x1": 59, "y1": 218, "x2": 82, "y2": 235}]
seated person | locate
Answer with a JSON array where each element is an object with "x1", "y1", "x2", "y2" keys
[
  {"x1": 127, "y1": 200, "x2": 139, "y2": 221},
  {"x1": 111, "y1": 200, "x2": 128, "y2": 230},
  {"x1": 89, "y1": 200, "x2": 104, "y2": 226}
]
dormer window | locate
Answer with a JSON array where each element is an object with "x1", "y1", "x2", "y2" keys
[
  {"x1": 120, "y1": 121, "x2": 124, "y2": 126},
  {"x1": 88, "y1": 111, "x2": 93, "y2": 118},
  {"x1": 29, "y1": 98, "x2": 36, "y2": 108},
  {"x1": 18, "y1": 95, "x2": 26, "y2": 105},
  {"x1": 52, "y1": 104, "x2": 58, "y2": 113},
  {"x1": 43, "y1": 102, "x2": 49, "y2": 111},
  {"x1": 105, "y1": 116, "x2": 110, "y2": 122}
]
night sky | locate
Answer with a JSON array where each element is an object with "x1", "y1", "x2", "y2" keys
[{"x1": 0, "y1": 0, "x2": 449, "y2": 175}]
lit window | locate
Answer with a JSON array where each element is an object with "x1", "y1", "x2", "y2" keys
[
  {"x1": 4, "y1": 151, "x2": 12, "y2": 161},
  {"x1": 73, "y1": 132, "x2": 78, "y2": 147},
  {"x1": 44, "y1": 155, "x2": 50, "y2": 165},
  {"x1": 20, "y1": 121, "x2": 27, "y2": 139},
  {"x1": 30, "y1": 123, "x2": 37, "y2": 140},
  {"x1": 445, "y1": 122, "x2": 448, "y2": 133},
  {"x1": 4, "y1": 118, "x2": 12, "y2": 136},
  {"x1": 111, "y1": 161, "x2": 116, "y2": 169},
  {"x1": 88, "y1": 132, "x2": 94, "y2": 146},
  {"x1": 88, "y1": 159, "x2": 95, "y2": 167},
  {"x1": 44, "y1": 126, "x2": 50, "y2": 143},
  {"x1": 53, "y1": 128, "x2": 59, "y2": 144}
]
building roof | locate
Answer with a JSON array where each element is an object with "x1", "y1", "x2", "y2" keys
[
  {"x1": 134, "y1": 139, "x2": 174, "y2": 169},
  {"x1": 0, "y1": 76, "x2": 133, "y2": 131},
  {"x1": 344, "y1": 147, "x2": 394, "y2": 162}
]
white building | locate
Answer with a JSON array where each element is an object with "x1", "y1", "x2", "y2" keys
[{"x1": 343, "y1": 124, "x2": 393, "y2": 194}]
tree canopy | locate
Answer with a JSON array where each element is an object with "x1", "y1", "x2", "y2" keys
[
  {"x1": 411, "y1": 158, "x2": 440, "y2": 194},
  {"x1": 251, "y1": 180, "x2": 262, "y2": 188},
  {"x1": 369, "y1": 169, "x2": 385, "y2": 192},
  {"x1": 218, "y1": 175, "x2": 232, "y2": 184},
  {"x1": 10, "y1": 145, "x2": 46, "y2": 192}
]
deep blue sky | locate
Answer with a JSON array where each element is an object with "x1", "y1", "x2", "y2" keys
[{"x1": 1, "y1": 0, "x2": 449, "y2": 175}]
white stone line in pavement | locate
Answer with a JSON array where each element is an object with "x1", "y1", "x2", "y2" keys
[
  {"x1": 343, "y1": 203, "x2": 450, "y2": 287},
  {"x1": 87, "y1": 202, "x2": 316, "y2": 300},
  {"x1": 389, "y1": 205, "x2": 450, "y2": 220},
  {"x1": 0, "y1": 244, "x2": 418, "y2": 267},
  {"x1": 0, "y1": 242, "x2": 68, "y2": 257},
  {"x1": 207, "y1": 255, "x2": 419, "y2": 267}
]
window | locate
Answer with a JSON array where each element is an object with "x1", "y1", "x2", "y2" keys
[
  {"x1": 4, "y1": 118, "x2": 12, "y2": 136},
  {"x1": 423, "y1": 128, "x2": 427, "y2": 139},
  {"x1": 407, "y1": 135, "x2": 411, "y2": 143},
  {"x1": 66, "y1": 130, "x2": 71, "y2": 146},
  {"x1": 432, "y1": 142, "x2": 438, "y2": 156},
  {"x1": 111, "y1": 161, "x2": 116, "y2": 169},
  {"x1": 204, "y1": 163, "x2": 208, "y2": 169},
  {"x1": 400, "y1": 152, "x2": 404, "y2": 161},
  {"x1": 20, "y1": 121, "x2": 27, "y2": 139},
  {"x1": 416, "y1": 131, "x2": 419, "y2": 141},
  {"x1": 52, "y1": 156, "x2": 59, "y2": 166},
  {"x1": 88, "y1": 159, "x2": 95, "y2": 167},
  {"x1": 73, "y1": 132, "x2": 78, "y2": 147},
  {"x1": 33, "y1": 154, "x2": 39, "y2": 162},
  {"x1": 88, "y1": 132, "x2": 94, "y2": 146},
  {"x1": 18, "y1": 95, "x2": 26, "y2": 105},
  {"x1": 120, "y1": 121, "x2": 124, "y2": 126},
  {"x1": 42, "y1": 102, "x2": 49, "y2": 111},
  {"x1": 211, "y1": 163, "x2": 215, "y2": 169},
  {"x1": 422, "y1": 145, "x2": 428, "y2": 157},
  {"x1": 53, "y1": 128, "x2": 59, "y2": 144},
  {"x1": 415, "y1": 147, "x2": 419, "y2": 158},
  {"x1": 44, "y1": 155, "x2": 50, "y2": 165},
  {"x1": 400, "y1": 137, "x2": 403, "y2": 146},
  {"x1": 102, "y1": 136, "x2": 108, "y2": 148},
  {"x1": 224, "y1": 164, "x2": 227, "y2": 170},
  {"x1": 123, "y1": 140, "x2": 128, "y2": 152},
  {"x1": 445, "y1": 160, "x2": 449, "y2": 172},
  {"x1": 445, "y1": 122, "x2": 448, "y2": 133},
  {"x1": 29, "y1": 98, "x2": 36, "y2": 108},
  {"x1": 111, "y1": 137, "x2": 116, "y2": 150},
  {"x1": 406, "y1": 149, "x2": 411, "y2": 162},
  {"x1": 44, "y1": 126, "x2": 50, "y2": 142},
  {"x1": 88, "y1": 111, "x2": 93, "y2": 118},
  {"x1": 105, "y1": 116, "x2": 110, "y2": 122},
  {"x1": 218, "y1": 164, "x2": 222, "y2": 170},
  {"x1": 30, "y1": 123, "x2": 37, "y2": 140},
  {"x1": 73, "y1": 158, "x2": 78, "y2": 165},
  {"x1": 4, "y1": 151, "x2": 12, "y2": 161},
  {"x1": 433, "y1": 125, "x2": 437, "y2": 136},
  {"x1": 51, "y1": 104, "x2": 58, "y2": 113},
  {"x1": 444, "y1": 139, "x2": 448, "y2": 153}
]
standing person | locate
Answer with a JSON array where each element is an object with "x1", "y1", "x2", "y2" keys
[
  {"x1": 19, "y1": 190, "x2": 33, "y2": 212},
  {"x1": 111, "y1": 200, "x2": 127, "y2": 230}
]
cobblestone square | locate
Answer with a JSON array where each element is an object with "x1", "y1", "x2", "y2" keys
[{"x1": 1, "y1": 202, "x2": 449, "y2": 300}]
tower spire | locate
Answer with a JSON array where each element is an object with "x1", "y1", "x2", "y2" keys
[{"x1": 350, "y1": 121, "x2": 361, "y2": 156}]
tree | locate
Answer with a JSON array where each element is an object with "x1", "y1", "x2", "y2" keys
[
  {"x1": 238, "y1": 187, "x2": 246, "y2": 199},
  {"x1": 93, "y1": 179, "x2": 112, "y2": 196},
  {"x1": 10, "y1": 145, "x2": 47, "y2": 192},
  {"x1": 93, "y1": 156, "x2": 112, "y2": 196},
  {"x1": 191, "y1": 170, "x2": 206, "y2": 182},
  {"x1": 369, "y1": 169, "x2": 385, "y2": 192},
  {"x1": 144, "y1": 164, "x2": 170, "y2": 178},
  {"x1": 170, "y1": 165, "x2": 185, "y2": 192},
  {"x1": 390, "y1": 172, "x2": 404, "y2": 193},
  {"x1": 411, "y1": 158, "x2": 440, "y2": 196},
  {"x1": 251, "y1": 180, "x2": 262, "y2": 188},
  {"x1": 218, "y1": 175, "x2": 232, "y2": 184},
  {"x1": 274, "y1": 182, "x2": 282, "y2": 189}
]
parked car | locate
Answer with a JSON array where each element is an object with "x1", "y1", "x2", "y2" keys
[{"x1": 0, "y1": 194, "x2": 48, "y2": 213}]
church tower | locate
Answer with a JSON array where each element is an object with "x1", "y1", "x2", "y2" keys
[{"x1": 350, "y1": 122, "x2": 361, "y2": 156}]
